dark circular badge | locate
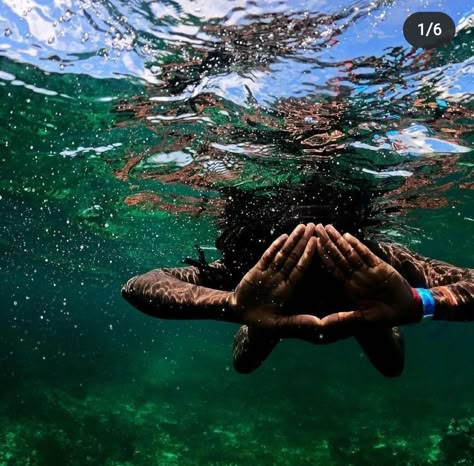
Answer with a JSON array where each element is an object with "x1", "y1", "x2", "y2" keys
[{"x1": 403, "y1": 12, "x2": 456, "y2": 49}]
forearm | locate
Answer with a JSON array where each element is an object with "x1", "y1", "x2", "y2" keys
[
  {"x1": 121, "y1": 269, "x2": 239, "y2": 323},
  {"x1": 429, "y1": 282, "x2": 474, "y2": 321},
  {"x1": 377, "y1": 242, "x2": 474, "y2": 321}
]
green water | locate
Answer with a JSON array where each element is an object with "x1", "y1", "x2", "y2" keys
[{"x1": 1, "y1": 0, "x2": 474, "y2": 464}]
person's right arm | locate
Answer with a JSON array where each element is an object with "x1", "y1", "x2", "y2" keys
[
  {"x1": 121, "y1": 262, "x2": 237, "y2": 322},
  {"x1": 122, "y1": 224, "x2": 326, "y2": 336}
]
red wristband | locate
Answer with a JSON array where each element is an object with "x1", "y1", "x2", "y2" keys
[{"x1": 411, "y1": 288, "x2": 423, "y2": 321}]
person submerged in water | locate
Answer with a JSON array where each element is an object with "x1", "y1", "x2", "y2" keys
[{"x1": 121, "y1": 182, "x2": 474, "y2": 377}]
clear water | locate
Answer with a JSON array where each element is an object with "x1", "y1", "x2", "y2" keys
[{"x1": 0, "y1": 0, "x2": 473, "y2": 464}]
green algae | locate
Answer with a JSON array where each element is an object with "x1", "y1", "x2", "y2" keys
[{"x1": 1, "y1": 379, "x2": 474, "y2": 465}]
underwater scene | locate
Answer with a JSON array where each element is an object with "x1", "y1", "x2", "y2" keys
[{"x1": 1, "y1": 0, "x2": 473, "y2": 464}]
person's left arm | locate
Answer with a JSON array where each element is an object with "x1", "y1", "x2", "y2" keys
[
  {"x1": 313, "y1": 224, "x2": 474, "y2": 330},
  {"x1": 372, "y1": 242, "x2": 474, "y2": 321}
]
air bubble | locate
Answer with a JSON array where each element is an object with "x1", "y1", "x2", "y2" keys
[
  {"x1": 4, "y1": 28, "x2": 12, "y2": 37},
  {"x1": 60, "y1": 10, "x2": 73, "y2": 22}
]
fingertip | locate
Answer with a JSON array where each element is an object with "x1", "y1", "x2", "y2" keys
[
  {"x1": 273, "y1": 234, "x2": 288, "y2": 247},
  {"x1": 325, "y1": 224, "x2": 339, "y2": 235},
  {"x1": 292, "y1": 224, "x2": 305, "y2": 237},
  {"x1": 344, "y1": 233, "x2": 358, "y2": 247},
  {"x1": 315, "y1": 223, "x2": 325, "y2": 236}
]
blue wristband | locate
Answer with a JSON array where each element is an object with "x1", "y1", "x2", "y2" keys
[{"x1": 415, "y1": 288, "x2": 435, "y2": 318}]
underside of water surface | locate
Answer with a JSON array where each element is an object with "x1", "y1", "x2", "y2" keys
[{"x1": 0, "y1": 0, "x2": 473, "y2": 465}]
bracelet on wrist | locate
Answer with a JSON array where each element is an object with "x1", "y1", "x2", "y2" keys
[
  {"x1": 413, "y1": 288, "x2": 435, "y2": 319},
  {"x1": 411, "y1": 288, "x2": 422, "y2": 320}
]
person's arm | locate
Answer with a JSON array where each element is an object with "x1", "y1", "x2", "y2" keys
[
  {"x1": 313, "y1": 224, "x2": 474, "y2": 333},
  {"x1": 122, "y1": 224, "x2": 326, "y2": 336},
  {"x1": 375, "y1": 242, "x2": 474, "y2": 321},
  {"x1": 121, "y1": 261, "x2": 239, "y2": 322}
]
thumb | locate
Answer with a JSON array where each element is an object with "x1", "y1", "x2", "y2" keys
[
  {"x1": 274, "y1": 314, "x2": 322, "y2": 339},
  {"x1": 318, "y1": 310, "x2": 366, "y2": 341}
]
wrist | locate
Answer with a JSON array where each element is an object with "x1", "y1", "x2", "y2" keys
[
  {"x1": 224, "y1": 291, "x2": 242, "y2": 324},
  {"x1": 411, "y1": 288, "x2": 423, "y2": 322},
  {"x1": 412, "y1": 288, "x2": 435, "y2": 321}
]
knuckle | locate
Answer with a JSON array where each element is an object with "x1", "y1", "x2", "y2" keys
[{"x1": 289, "y1": 252, "x2": 300, "y2": 261}]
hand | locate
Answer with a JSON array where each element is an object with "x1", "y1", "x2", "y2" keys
[
  {"x1": 228, "y1": 224, "x2": 323, "y2": 336},
  {"x1": 314, "y1": 224, "x2": 422, "y2": 332}
]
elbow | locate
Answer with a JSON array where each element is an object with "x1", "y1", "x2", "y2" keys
[
  {"x1": 121, "y1": 275, "x2": 153, "y2": 314},
  {"x1": 121, "y1": 273, "x2": 168, "y2": 318},
  {"x1": 121, "y1": 276, "x2": 138, "y2": 303}
]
